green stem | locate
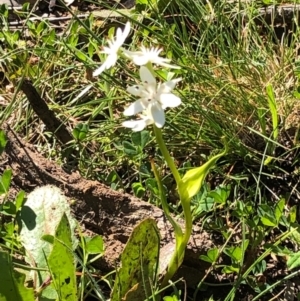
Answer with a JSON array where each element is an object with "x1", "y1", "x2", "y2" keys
[
  {"x1": 154, "y1": 126, "x2": 193, "y2": 288},
  {"x1": 181, "y1": 197, "x2": 193, "y2": 247},
  {"x1": 151, "y1": 159, "x2": 183, "y2": 238},
  {"x1": 153, "y1": 126, "x2": 181, "y2": 187}
]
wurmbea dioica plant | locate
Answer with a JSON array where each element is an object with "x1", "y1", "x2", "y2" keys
[{"x1": 93, "y1": 21, "x2": 227, "y2": 287}]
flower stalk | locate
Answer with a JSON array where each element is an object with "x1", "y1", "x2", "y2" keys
[{"x1": 92, "y1": 21, "x2": 226, "y2": 290}]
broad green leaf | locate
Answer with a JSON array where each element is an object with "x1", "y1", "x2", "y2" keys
[
  {"x1": 0, "y1": 129, "x2": 7, "y2": 155},
  {"x1": 287, "y1": 251, "x2": 300, "y2": 270},
  {"x1": 42, "y1": 29, "x2": 55, "y2": 46},
  {"x1": 15, "y1": 190, "x2": 26, "y2": 212},
  {"x1": 207, "y1": 248, "x2": 219, "y2": 262},
  {"x1": 145, "y1": 178, "x2": 158, "y2": 194},
  {"x1": 0, "y1": 169, "x2": 12, "y2": 195},
  {"x1": 1, "y1": 201, "x2": 16, "y2": 216},
  {"x1": 111, "y1": 218, "x2": 160, "y2": 301},
  {"x1": 123, "y1": 141, "x2": 138, "y2": 156},
  {"x1": 85, "y1": 235, "x2": 104, "y2": 255},
  {"x1": 289, "y1": 206, "x2": 297, "y2": 223},
  {"x1": 199, "y1": 247, "x2": 218, "y2": 263},
  {"x1": 36, "y1": 20, "x2": 45, "y2": 35},
  {"x1": 132, "y1": 182, "x2": 145, "y2": 198},
  {"x1": 19, "y1": 186, "x2": 77, "y2": 301},
  {"x1": 72, "y1": 123, "x2": 89, "y2": 141},
  {"x1": 222, "y1": 265, "x2": 239, "y2": 274},
  {"x1": 47, "y1": 213, "x2": 77, "y2": 301},
  {"x1": 261, "y1": 216, "x2": 277, "y2": 227},
  {"x1": 274, "y1": 198, "x2": 285, "y2": 223},
  {"x1": 207, "y1": 191, "x2": 224, "y2": 204},
  {"x1": 0, "y1": 250, "x2": 35, "y2": 301},
  {"x1": 193, "y1": 196, "x2": 214, "y2": 215},
  {"x1": 208, "y1": 185, "x2": 231, "y2": 204},
  {"x1": 131, "y1": 131, "x2": 150, "y2": 149},
  {"x1": 224, "y1": 246, "x2": 243, "y2": 262},
  {"x1": 199, "y1": 255, "x2": 213, "y2": 263},
  {"x1": 179, "y1": 147, "x2": 227, "y2": 201}
]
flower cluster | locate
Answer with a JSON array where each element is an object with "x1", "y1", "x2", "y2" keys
[{"x1": 93, "y1": 22, "x2": 182, "y2": 131}]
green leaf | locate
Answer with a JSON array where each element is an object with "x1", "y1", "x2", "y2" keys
[
  {"x1": 85, "y1": 235, "x2": 105, "y2": 255},
  {"x1": 111, "y1": 218, "x2": 160, "y2": 301},
  {"x1": 145, "y1": 178, "x2": 158, "y2": 194},
  {"x1": 208, "y1": 185, "x2": 231, "y2": 204},
  {"x1": 42, "y1": 29, "x2": 56, "y2": 46},
  {"x1": 199, "y1": 247, "x2": 218, "y2": 263},
  {"x1": 47, "y1": 213, "x2": 77, "y2": 301},
  {"x1": 0, "y1": 251, "x2": 35, "y2": 301},
  {"x1": 123, "y1": 141, "x2": 138, "y2": 156},
  {"x1": 131, "y1": 131, "x2": 150, "y2": 149},
  {"x1": 224, "y1": 246, "x2": 243, "y2": 262},
  {"x1": 15, "y1": 190, "x2": 26, "y2": 212},
  {"x1": 290, "y1": 225, "x2": 300, "y2": 245},
  {"x1": 264, "y1": 244, "x2": 292, "y2": 257},
  {"x1": 132, "y1": 182, "x2": 145, "y2": 198},
  {"x1": 72, "y1": 123, "x2": 89, "y2": 141},
  {"x1": 287, "y1": 251, "x2": 300, "y2": 270},
  {"x1": 42, "y1": 234, "x2": 55, "y2": 244},
  {"x1": 19, "y1": 186, "x2": 77, "y2": 301},
  {"x1": 289, "y1": 205, "x2": 297, "y2": 223},
  {"x1": 222, "y1": 265, "x2": 239, "y2": 274},
  {"x1": 274, "y1": 198, "x2": 285, "y2": 223},
  {"x1": 199, "y1": 255, "x2": 212, "y2": 263},
  {"x1": 261, "y1": 216, "x2": 277, "y2": 227},
  {"x1": 0, "y1": 129, "x2": 7, "y2": 155},
  {"x1": 266, "y1": 84, "x2": 278, "y2": 141},
  {"x1": 0, "y1": 169, "x2": 12, "y2": 195},
  {"x1": 207, "y1": 247, "x2": 219, "y2": 262},
  {"x1": 179, "y1": 147, "x2": 227, "y2": 201},
  {"x1": 1, "y1": 201, "x2": 16, "y2": 216},
  {"x1": 163, "y1": 296, "x2": 179, "y2": 301}
]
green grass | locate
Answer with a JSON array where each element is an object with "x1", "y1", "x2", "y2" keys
[{"x1": 1, "y1": 0, "x2": 300, "y2": 300}]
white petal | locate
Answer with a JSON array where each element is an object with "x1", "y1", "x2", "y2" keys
[
  {"x1": 159, "y1": 93, "x2": 181, "y2": 109},
  {"x1": 156, "y1": 61, "x2": 181, "y2": 69},
  {"x1": 158, "y1": 78, "x2": 182, "y2": 94},
  {"x1": 116, "y1": 27, "x2": 123, "y2": 42},
  {"x1": 122, "y1": 115, "x2": 153, "y2": 131},
  {"x1": 116, "y1": 21, "x2": 131, "y2": 46},
  {"x1": 150, "y1": 47, "x2": 163, "y2": 56},
  {"x1": 127, "y1": 85, "x2": 144, "y2": 96},
  {"x1": 122, "y1": 22, "x2": 131, "y2": 41},
  {"x1": 104, "y1": 53, "x2": 118, "y2": 69},
  {"x1": 93, "y1": 64, "x2": 106, "y2": 77},
  {"x1": 122, "y1": 120, "x2": 147, "y2": 131},
  {"x1": 150, "y1": 104, "x2": 165, "y2": 128},
  {"x1": 132, "y1": 54, "x2": 150, "y2": 66},
  {"x1": 139, "y1": 66, "x2": 156, "y2": 86},
  {"x1": 123, "y1": 99, "x2": 145, "y2": 116},
  {"x1": 126, "y1": 85, "x2": 145, "y2": 97},
  {"x1": 93, "y1": 53, "x2": 118, "y2": 77},
  {"x1": 122, "y1": 49, "x2": 139, "y2": 58}
]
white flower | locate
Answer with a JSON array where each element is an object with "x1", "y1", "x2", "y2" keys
[
  {"x1": 123, "y1": 46, "x2": 180, "y2": 69},
  {"x1": 122, "y1": 114, "x2": 154, "y2": 132},
  {"x1": 93, "y1": 22, "x2": 131, "y2": 77},
  {"x1": 123, "y1": 66, "x2": 181, "y2": 128}
]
